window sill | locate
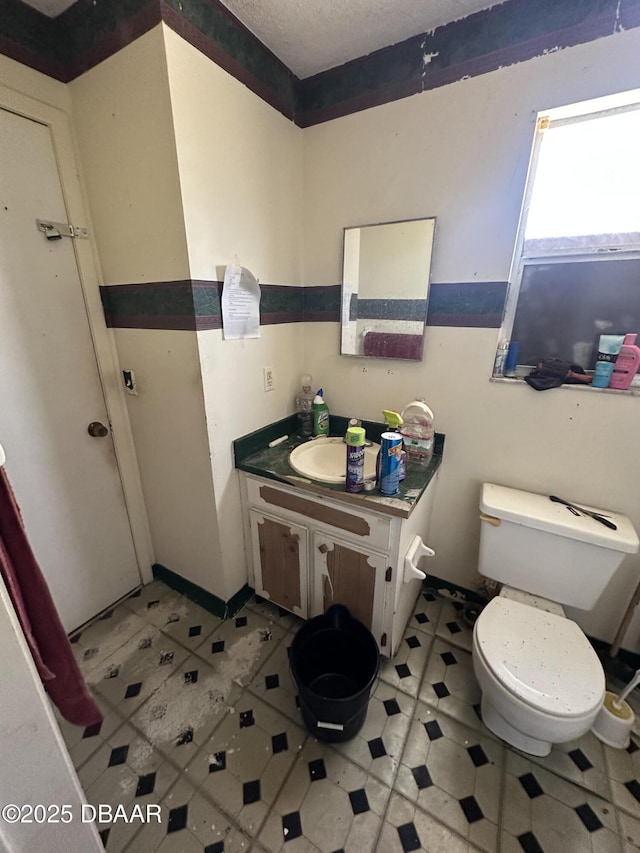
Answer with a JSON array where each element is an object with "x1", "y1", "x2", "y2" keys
[{"x1": 490, "y1": 376, "x2": 640, "y2": 396}]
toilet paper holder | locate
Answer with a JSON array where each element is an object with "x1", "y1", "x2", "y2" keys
[{"x1": 404, "y1": 535, "x2": 435, "y2": 583}]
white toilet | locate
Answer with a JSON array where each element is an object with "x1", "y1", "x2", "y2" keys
[{"x1": 472, "y1": 483, "x2": 639, "y2": 757}]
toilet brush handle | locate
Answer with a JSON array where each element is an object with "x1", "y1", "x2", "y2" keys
[{"x1": 613, "y1": 669, "x2": 640, "y2": 709}]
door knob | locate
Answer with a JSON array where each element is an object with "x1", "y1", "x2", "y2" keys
[{"x1": 87, "y1": 421, "x2": 109, "y2": 437}]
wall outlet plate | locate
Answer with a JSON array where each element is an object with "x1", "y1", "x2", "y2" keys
[{"x1": 263, "y1": 366, "x2": 275, "y2": 392}]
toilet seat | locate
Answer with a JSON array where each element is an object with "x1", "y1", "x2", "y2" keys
[{"x1": 474, "y1": 597, "x2": 604, "y2": 718}]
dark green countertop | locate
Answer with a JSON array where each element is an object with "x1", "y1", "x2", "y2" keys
[{"x1": 233, "y1": 414, "x2": 444, "y2": 519}]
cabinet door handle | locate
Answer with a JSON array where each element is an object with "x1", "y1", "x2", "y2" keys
[
  {"x1": 323, "y1": 573, "x2": 334, "y2": 601},
  {"x1": 318, "y1": 543, "x2": 329, "y2": 554}
]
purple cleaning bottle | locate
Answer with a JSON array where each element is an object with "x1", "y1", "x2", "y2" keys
[{"x1": 345, "y1": 426, "x2": 366, "y2": 493}]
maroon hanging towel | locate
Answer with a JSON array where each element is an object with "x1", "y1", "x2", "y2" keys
[{"x1": 0, "y1": 468, "x2": 102, "y2": 727}]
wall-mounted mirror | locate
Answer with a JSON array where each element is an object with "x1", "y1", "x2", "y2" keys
[{"x1": 341, "y1": 217, "x2": 436, "y2": 360}]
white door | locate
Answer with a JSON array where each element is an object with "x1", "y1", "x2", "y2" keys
[{"x1": 0, "y1": 107, "x2": 140, "y2": 632}]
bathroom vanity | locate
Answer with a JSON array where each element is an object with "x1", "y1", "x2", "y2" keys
[{"x1": 234, "y1": 416, "x2": 444, "y2": 657}]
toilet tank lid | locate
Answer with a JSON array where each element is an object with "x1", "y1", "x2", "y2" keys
[{"x1": 480, "y1": 484, "x2": 639, "y2": 553}]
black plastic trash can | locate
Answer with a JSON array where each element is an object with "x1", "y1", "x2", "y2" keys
[{"x1": 289, "y1": 604, "x2": 380, "y2": 742}]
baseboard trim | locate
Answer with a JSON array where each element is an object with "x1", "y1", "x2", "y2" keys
[{"x1": 152, "y1": 563, "x2": 254, "y2": 620}]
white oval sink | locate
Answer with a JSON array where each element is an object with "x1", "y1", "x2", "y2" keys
[{"x1": 289, "y1": 436, "x2": 379, "y2": 484}]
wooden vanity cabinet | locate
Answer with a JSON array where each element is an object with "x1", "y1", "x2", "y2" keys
[{"x1": 240, "y1": 472, "x2": 438, "y2": 657}]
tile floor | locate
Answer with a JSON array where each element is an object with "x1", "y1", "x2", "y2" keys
[{"x1": 54, "y1": 581, "x2": 640, "y2": 852}]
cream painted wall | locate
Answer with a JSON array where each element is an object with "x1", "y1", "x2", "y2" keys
[
  {"x1": 0, "y1": 53, "x2": 70, "y2": 112},
  {"x1": 111, "y1": 329, "x2": 222, "y2": 590},
  {"x1": 0, "y1": 575, "x2": 102, "y2": 852},
  {"x1": 69, "y1": 27, "x2": 223, "y2": 593},
  {"x1": 302, "y1": 29, "x2": 640, "y2": 650},
  {"x1": 162, "y1": 27, "x2": 303, "y2": 285},
  {"x1": 69, "y1": 26, "x2": 190, "y2": 285},
  {"x1": 197, "y1": 326, "x2": 305, "y2": 599},
  {"x1": 163, "y1": 26, "x2": 305, "y2": 599}
]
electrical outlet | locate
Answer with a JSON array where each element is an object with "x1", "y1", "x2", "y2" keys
[{"x1": 263, "y1": 366, "x2": 275, "y2": 392}]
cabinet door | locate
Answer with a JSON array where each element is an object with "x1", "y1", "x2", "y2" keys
[
  {"x1": 312, "y1": 532, "x2": 388, "y2": 646},
  {"x1": 249, "y1": 510, "x2": 308, "y2": 618}
]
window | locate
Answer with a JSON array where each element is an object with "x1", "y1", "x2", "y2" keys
[{"x1": 502, "y1": 89, "x2": 640, "y2": 377}]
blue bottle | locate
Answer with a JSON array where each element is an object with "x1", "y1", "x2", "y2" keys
[{"x1": 378, "y1": 432, "x2": 403, "y2": 496}]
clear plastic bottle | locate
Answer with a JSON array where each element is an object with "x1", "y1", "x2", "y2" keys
[
  {"x1": 295, "y1": 374, "x2": 314, "y2": 436},
  {"x1": 492, "y1": 339, "x2": 509, "y2": 377},
  {"x1": 399, "y1": 399, "x2": 434, "y2": 467}
]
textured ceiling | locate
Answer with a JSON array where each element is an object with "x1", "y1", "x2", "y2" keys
[
  {"x1": 21, "y1": 0, "x2": 499, "y2": 78},
  {"x1": 220, "y1": 0, "x2": 499, "y2": 78},
  {"x1": 22, "y1": 0, "x2": 76, "y2": 16}
]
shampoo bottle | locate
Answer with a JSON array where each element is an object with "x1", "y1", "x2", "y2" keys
[
  {"x1": 312, "y1": 389, "x2": 330, "y2": 436},
  {"x1": 592, "y1": 334, "x2": 625, "y2": 388},
  {"x1": 609, "y1": 333, "x2": 640, "y2": 390}
]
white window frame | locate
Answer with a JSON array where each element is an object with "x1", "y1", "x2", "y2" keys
[{"x1": 500, "y1": 93, "x2": 640, "y2": 375}]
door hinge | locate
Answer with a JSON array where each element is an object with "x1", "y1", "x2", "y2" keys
[
  {"x1": 37, "y1": 219, "x2": 88, "y2": 240},
  {"x1": 380, "y1": 632, "x2": 387, "y2": 647},
  {"x1": 385, "y1": 566, "x2": 392, "y2": 582}
]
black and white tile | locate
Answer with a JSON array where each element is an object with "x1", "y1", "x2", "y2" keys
[
  {"x1": 195, "y1": 609, "x2": 286, "y2": 690},
  {"x1": 53, "y1": 692, "x2": 126, "y2": 770},
  {"x1": 603, "y1": 736, "x2": 640, "y2": 819},
  {"x1": 617, "y1": 809, "x2": 640, "y2": 852},
  {"x1": 85, "y1": 626, "x2": 190, "y2": 715},
  {"x1": 246, "y1": 593, "x2": 305, "y2": 633},
  {"x1": 394, "y1": 702, "x2": 503, "y2": 851},
  {"x1": 57, "y1": 580, "x2": 640, "y2": 853},
  {"x1": 501, "y1": 749, "x2": 621, "y2": 852},
  {"x1": 125, "y1": 774, "x2": 253, "y2": 853},
  {"x1": 71, "y1": 605, "x2": 150, "y2": 679},
  {"x1": 434, "y1": 598, "x2": 474, "y2": 654},
  {"x1": 418, "y1": 636, "x2": 484, "y2": 735},
  {"x1": 526, "y1": 731, "x2": 612, "y2": 801},
  {"x1": 379, "y1": 623, "x2": 432, "y2": 698},
  {"x1": 376, "y1": 792, "x2": 484, "y2": 852},
  {"x1": 408, "y1": 589, "x2": 446, "y2": 638},
  {"x1": 247, "y1": 635, "x2": 300, "y2": 722},
  {"x1": 331, "y1": 680, "x2": 415, "y2": 787},
  {"x1": 129, "y1": 654, "x2": 235, "y2": 767},
  {"x1": 76, "y1": 722, "x2": 179, "y2": 852},
  {"x1": 185, "y1": 695, "x2": 306, "y2": 837},
  {"x1": 123, "y1": 581, "x2": 186, "y2": 628},
  {"x1": 260, "y1": 737, "x2": 391, "y2": 852},
  {"x1": 154, "y1": 596, "x2": 224, "y2": 650}
]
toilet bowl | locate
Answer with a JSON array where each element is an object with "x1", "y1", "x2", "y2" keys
[
  {"x1": 472, "y1": 483, "x2": 638, "y2": 756},
  {"x1": 472, "y1": 592, "x2": 604, "y2": 755}
]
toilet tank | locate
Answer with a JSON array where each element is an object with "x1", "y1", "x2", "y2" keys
[{"x1": 479, "y1": 484, "x2": 639, "y2": 610}]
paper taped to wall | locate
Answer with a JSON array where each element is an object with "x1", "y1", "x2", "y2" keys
[{"x1": 221, "y1": 265, "x2": 261, "y2": 339}]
